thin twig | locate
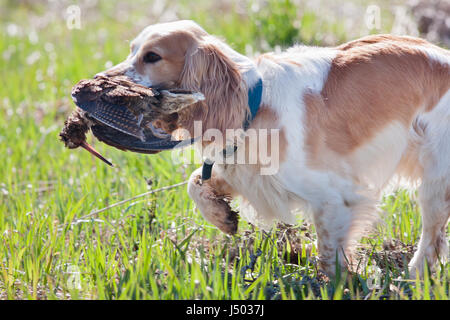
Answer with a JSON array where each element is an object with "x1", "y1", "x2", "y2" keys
[{"x1": 71, "y1": 180, "x2": 188, "y2": 224}]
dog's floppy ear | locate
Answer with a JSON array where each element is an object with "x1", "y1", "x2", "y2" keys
[{"x1": 179, "y1": 37, "x2": 248, "y2": 134}]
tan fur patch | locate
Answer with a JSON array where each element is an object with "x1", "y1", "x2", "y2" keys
[
  {"x1": 243, "y1": 106, "x2": 287, "y2": 167},
  {"x1": 337, "y1": 34, "x2": 429, "y2": 51},
  {"x1": 305, "y1": 35, "x2": 450, "y2": 166}
]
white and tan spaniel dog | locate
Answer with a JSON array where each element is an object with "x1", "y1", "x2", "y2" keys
[{"x1": 100, "y1": 20, "x2": 449, "y2": 277}]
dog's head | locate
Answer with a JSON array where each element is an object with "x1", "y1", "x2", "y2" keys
[{"x1": 98, "y1": 20, "x2": 249, "y2": 138}]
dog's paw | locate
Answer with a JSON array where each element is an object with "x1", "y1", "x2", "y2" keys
[
  {"x1": 210, "y1": 197, "x2": 239, "y2": 235},
  {"x1": 188, "y1": 172, "x2": 239, "y2": 235}
]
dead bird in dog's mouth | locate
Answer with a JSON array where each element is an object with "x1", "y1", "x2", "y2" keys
[{"x1": 59, "y1": 75, "x2": 204, "y2": 166}]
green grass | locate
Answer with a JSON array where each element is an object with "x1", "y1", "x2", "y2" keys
[{"x1": 0, "y1": 0, "x2": 448, "y2": 300}]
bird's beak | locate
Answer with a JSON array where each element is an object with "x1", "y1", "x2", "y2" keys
[{"x1": 80, "y1": 140, "x2": 113, "y2": 166}]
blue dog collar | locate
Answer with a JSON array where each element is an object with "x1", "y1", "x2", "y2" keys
[{"x1": 244, "y1": 77, "x2": 263, "y2": 130}]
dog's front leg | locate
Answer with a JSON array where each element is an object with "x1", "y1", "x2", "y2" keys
[
  {"x1": 313, "y1": 203, "x2": 355, "y2": 277},
  {"x1": 187, "y1": 167, "x2": 239, "y2": 234}
]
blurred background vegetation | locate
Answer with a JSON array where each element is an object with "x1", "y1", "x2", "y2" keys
[
  {"x1": 1, "y1": 0, "x2": 448, "y2": 123},
  {"x1": 0, "y1": 0, "x2": 448, "y2": 300}
]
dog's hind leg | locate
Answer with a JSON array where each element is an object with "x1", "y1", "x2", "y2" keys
[
  {"x1": 409, "y1": 94, "x2": 450, "y2": 278},
  {"x1": 409, "y1": 176, "x2": 449, "y2": 277},
  {"x1": 187, "y1": 166, "x2": 239, "y2": 234},
  {"x1": 312, "y1": 190, "x2": 377, "y2": 277}
]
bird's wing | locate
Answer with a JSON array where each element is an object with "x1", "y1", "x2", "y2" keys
[
  {"x1": 77, "y1": 98, "x2": 146, "y2": 141},
  {"x1": 90, "y1": 123, "x2": 194, "y2": 154}
]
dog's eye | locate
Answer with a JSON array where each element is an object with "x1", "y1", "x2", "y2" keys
[{"x1": 143, "y1": 51, "x2": 162, "y2": 63}]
